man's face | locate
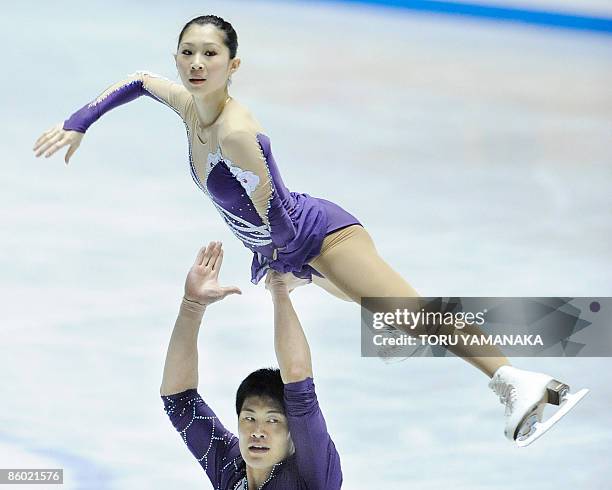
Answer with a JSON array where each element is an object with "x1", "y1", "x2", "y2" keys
[{"x1": 238, "y1": 395, "x2": 294, "y2": 469}]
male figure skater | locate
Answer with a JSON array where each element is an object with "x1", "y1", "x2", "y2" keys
[{"x1": 160, "y1": 241, "x2": 342, "y2": 489}]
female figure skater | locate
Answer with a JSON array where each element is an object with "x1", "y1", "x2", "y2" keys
[{"x1": 33, "y1": 15, "x2": 587, "y2": 446}]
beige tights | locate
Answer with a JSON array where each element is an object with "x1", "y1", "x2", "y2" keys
[{"x1": 308, "y1": 225, "x2": 510, "y2": 377}]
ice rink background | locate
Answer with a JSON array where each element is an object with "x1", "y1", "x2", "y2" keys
[{"x1": 2, "y1": 0, "x2": 611, "y2": 488}]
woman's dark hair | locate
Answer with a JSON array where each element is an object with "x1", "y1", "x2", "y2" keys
[
  {"x1": 235, "y1": 368, "x2": 285, "y2": 415},
  {"x1": 177, "y1": 15, "x2": 238, "y2": 59}
]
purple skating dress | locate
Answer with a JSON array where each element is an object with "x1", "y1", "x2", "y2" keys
[{"x1": 63, "y1": 71, "x2": 361, "y2": 284}]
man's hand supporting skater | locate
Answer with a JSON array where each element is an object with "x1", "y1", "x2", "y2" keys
[
  {"x1": 265, "y1": 271, "x2": 313, "y2": 383},
  {"x1": 265, "y1": 271, "x2": 343, "y2": 488},
  {"x1": 160, "y1": 241, "x2": 241, "y2": 396}
]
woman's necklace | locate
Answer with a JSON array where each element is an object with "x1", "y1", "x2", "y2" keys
[{"x1": 197, "y1": 96, "x2": 231, "y2": 145}]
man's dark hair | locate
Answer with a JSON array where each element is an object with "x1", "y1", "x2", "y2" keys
[
  {"x1": 235, "y1": 368, "x2": 285, "y2": 415},
  {"x1": 177, "y1": 15, "x2": 238, "y2": 59}
]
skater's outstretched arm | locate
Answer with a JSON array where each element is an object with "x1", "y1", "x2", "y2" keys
[
  {"x1": 33, "y1": 71, "x2": 190, "y2": 163},
  {"x1": 264, "y1": 271, "x2": 312, "y2": 383},
  {"x1": 265, "y1": 271, "x2": 343, "y2": 488},
  {"x1": 160, "y1": 242, "x2": 243, "y2": 487},
  {"x1": 160, "y1": 241, "x2": 241, "y2": 396}
]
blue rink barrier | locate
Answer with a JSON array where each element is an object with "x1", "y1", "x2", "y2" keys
[{"x1": 306, "y1": 0, "x2": 612, "y2": 34}]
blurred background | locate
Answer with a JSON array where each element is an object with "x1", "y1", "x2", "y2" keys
[{"x1": 2, "y1": 0, "x2": 611, "y2": 488}]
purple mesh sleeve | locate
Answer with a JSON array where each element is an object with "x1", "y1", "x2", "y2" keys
[
  {"x1": 284, "y1": 378, "x2": 343, "y2": 489},
  {"x1": 63, "y1": 78, "x2": 151, "y2": 133},
  {"x1": 162, "y1": 389, "x2": 241, "y2": 488}
]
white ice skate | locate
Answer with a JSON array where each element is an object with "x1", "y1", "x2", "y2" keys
[{"x1": 489, "y1": 365, "x2": 589, "y2": 447}]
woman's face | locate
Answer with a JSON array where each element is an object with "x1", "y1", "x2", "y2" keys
[{"x1": 174, "y1": 24, "x2": 239, "y2": 95}]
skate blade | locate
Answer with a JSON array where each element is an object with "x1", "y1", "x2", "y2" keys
[{"x1": 516, "y1": 388, "x2": 589, "y2": 447}]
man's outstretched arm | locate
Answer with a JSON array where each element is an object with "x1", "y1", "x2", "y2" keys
[
  {"x1": 265, "y1": 272, "x2": 313, "y2": 383},
  {"x1": 159, "y1": 297, "x2": 205, "y2": 396},
  {"x1": 160, "y1": 242, "x2": 243, "y2": 488},
  {"x1": 265, "y1": 271, "x2": 343, "y2": 488},
  {"x1": 160, "y1": 241, "x2": 241, "y2": 396}
]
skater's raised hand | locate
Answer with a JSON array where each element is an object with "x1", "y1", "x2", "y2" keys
[
  {"x1": 184, "y1": 241, "x2": 242, "y2": 306},
  {"x1": 265, "y1": 270, "x2": 309, "y2": 296},
  {"x1": 33, "y1": 123, "x2": 84, "y2": 164}
]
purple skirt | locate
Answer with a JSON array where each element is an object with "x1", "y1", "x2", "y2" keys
[{"x1": 250, "y1": 193, "x2": 361, "y2": 284}]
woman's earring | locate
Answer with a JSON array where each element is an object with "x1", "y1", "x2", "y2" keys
[{"x1": 227, "y1": 77, "x2": 233, "y2": 87}]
